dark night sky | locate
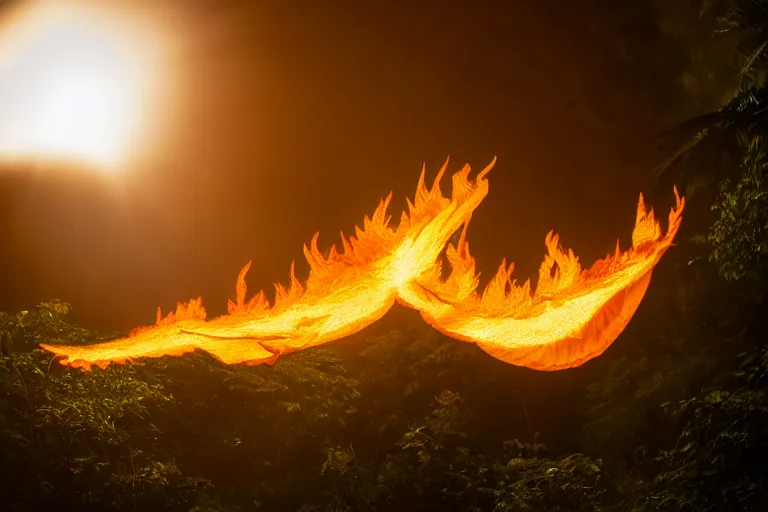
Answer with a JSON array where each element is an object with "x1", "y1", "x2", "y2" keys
[{"x1": 0, "y1": 0, "x2": 738, "y2": 332}]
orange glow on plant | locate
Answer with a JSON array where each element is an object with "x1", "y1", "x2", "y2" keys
[{"x1": 40, "y1": 159, "x2": 684, "y2": 372}]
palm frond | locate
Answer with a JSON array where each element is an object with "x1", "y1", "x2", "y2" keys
[
  {"x1": 655, "y1": 87, "x2": 768, "y2": 191},
  {"x1": 718, "y1": 0, "x2": 768, "y2": 34},
  {"x1": 717, "y1": 0, "x2": 768, "y2": 79}
]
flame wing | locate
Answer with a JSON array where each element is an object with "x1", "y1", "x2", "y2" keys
[
  {"x1": 397, "y1": 189, "x2": 685, "y2": 371},
  {"x1": 40, "y1": 159, "x2": 495, "y2": 369}
]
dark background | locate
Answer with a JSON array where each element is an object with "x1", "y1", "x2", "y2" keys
[{"x1": 0, "y1": 0, "x2": 737, "y2": 332}]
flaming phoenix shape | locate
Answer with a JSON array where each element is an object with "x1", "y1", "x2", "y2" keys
[{"x1": 41, "y1": 159, "x2": 684, "y2": 371}]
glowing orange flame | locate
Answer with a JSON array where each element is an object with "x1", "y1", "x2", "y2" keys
[
  {"x1": 40, "y1": 159, "x2": 684, "y2": 372},
  {"x1": 40, "y1": 159, "x2": 494, "y2": 370},
  {"x1": 397, "y1": 188, "x2": 685, "y2": 371}
]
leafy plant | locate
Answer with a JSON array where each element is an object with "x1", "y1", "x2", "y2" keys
[{"x1": 709, "y1": 142, "x2": 768, "y2": 283}]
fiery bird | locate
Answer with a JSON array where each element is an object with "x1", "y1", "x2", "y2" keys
[{"x1": 40, "y1": 159, "x2": 684, "y2": 372}]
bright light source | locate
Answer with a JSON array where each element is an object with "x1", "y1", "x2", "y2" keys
[{"x1": 0, "y1": 1, "x2": 168, "y2": 171}]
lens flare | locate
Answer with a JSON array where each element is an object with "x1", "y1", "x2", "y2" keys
[{"x1": 0, "y1": 0, "x2": 167, "y2": 170}]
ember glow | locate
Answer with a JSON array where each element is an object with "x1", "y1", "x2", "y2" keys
[
  {"x1": 0, "y1": 1, "x2": 167, "y2": 169},
  {"x1": 40, "y1": 160, "x2": 684, "y2": 371}
]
